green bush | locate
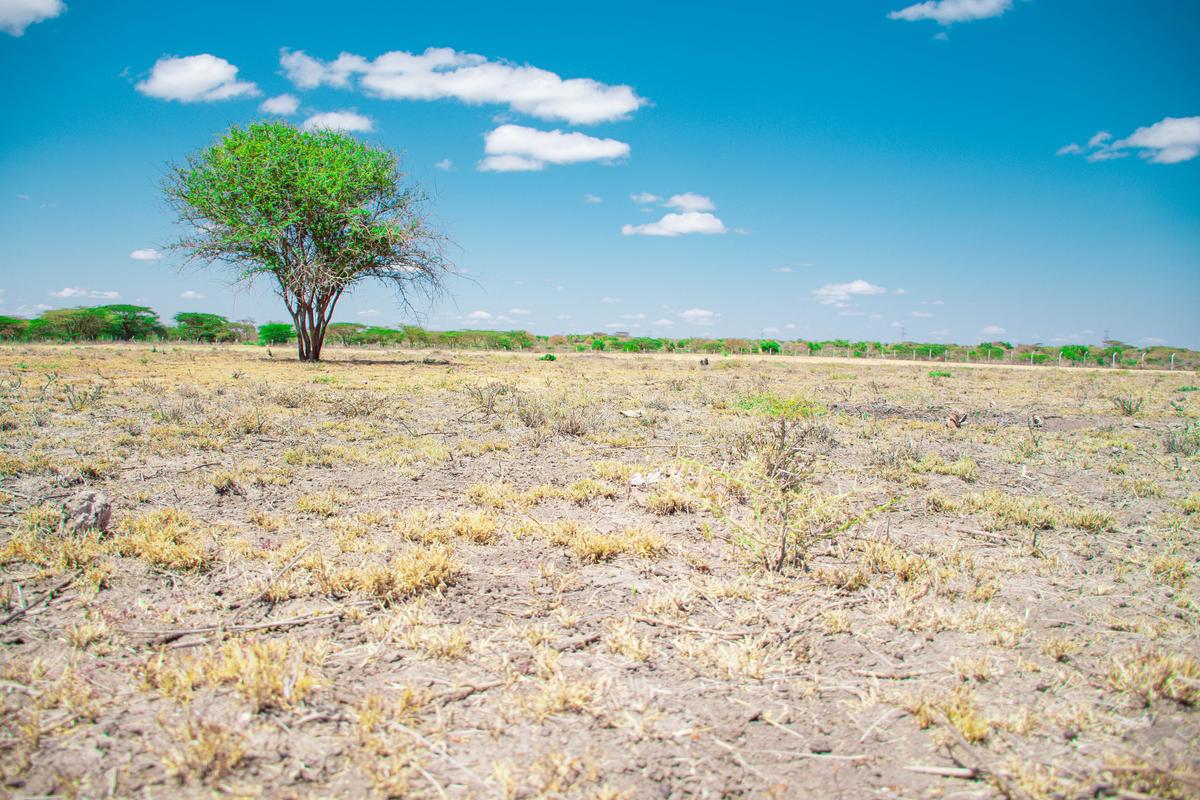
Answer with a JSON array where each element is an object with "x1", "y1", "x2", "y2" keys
[
  {"x1": 258, "y1": 323, "x2": 295, "y2": 345},
  {"x1": 928, "y1": 370, "x2": 952, "y2": 378},
  {"x1": 539, "y1": 353, "x2": 557, "y2": 362}
]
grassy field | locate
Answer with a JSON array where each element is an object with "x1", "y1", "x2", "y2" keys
[{"x1": 1, "y1": 344, "x2": 1198, "y2": 799}]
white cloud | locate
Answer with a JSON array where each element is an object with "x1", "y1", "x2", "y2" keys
[
  {"x1": 509, "y1": 308, "x2": 531, "y2": 315},
  {"x1": 279, "y1": 47, "x2": 645, "y2": 125},
  {"x1": 49, "y1": 287, "x2": 86, "y2": 298},
  {"x1": 630, "y1": 192, "x2": 661, "y2": 204},
  {"x1": 0, "y1": 0, "x2": 64, "y2": 36},
  {"x1": 259, "y1": 93, "x2": 300, "y2": 115},
  {"x1": 652, "y1": 318, "x2": 674, "y2": 326},
  {"x1": 621, "y1": 313, "x2": 646, "y2": 320},
  {"x1": 358, "y1": 309, "x2": 381, "y2": 317},
  {"x1": 912, "y1": 311, "x2": 934, "y2": 318},
  {"x1": 16, "y1": 193, "x2": 30, "y2": 200},
  {"x1": 811, "y1": 279, "x2": 887, "y2": 305},
  {"x1": 583, "y1": 193, "x2": 603, "y2": 204},
  {"x1": 136, "y1": 54, "x2": 259, "y2": 102},
  {"x1": 301, "y1": 110, "x2": 374, "y2": 133},
  {"x1": 770, "y1": 266, "x2": 793, "y2": 273},
  {"x1": 180, "y1": 290, "x2": 205, "y2": 300},
  {"x1": 600, "y1": 296, "x2": 622, "y2": 304},
  {"x1": 888, "y1": 0, "x2": 1011, "y2": 25},
  {"x1": 434, "y1": 158, "x2": 453, "y2": 170},
  {"x1": 479, "y1": 125, "x2": 629, "y2": 172},
  {"x1": 621, "y1": 211, "x2": 727, "y2": 237},
  {"x1": 664, "y1": 192, "x2": 715, "y2": 212},
  {"x1": 679, "y1": 308, "x2": 715, "y2": 322},
  {"x1": 1115, "y1": 116, "x2": 1200, "y2": 164},
  {"x1": 891, "y1": 288, "x2": 907, "y2": 296},
  {"x1": 129, "y1": 248, "x2": 162, "y2": 262},
  {"x1": 981, "y1": 324, "x2": 1006, "y2": 335},
  {"x1": 465, "y1": 310, "x2": 493, "y2": 320},
  {"x1": 556, "y1": 314, "x2": 573, "y2": 320},
  {"x1": 1061, "y1": 117, "x2": 1200, "y2": 165}
]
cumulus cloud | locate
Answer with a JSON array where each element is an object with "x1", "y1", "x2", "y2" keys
[
  {"x1": 621, "y1": 212, "x2": 727, "y2": 237},
  {"x1": 478, "y1": 125, "x2": 629, "y2": 171},
  {"x1": 770, "y1": 266, "x2": 793, "y2": 273},
  {"x1": 888, "y1": 0, "x2": 1011, "y2": 24},
  {"x1": 180, "y1": 290, "x2": 205, "y2": 300},
  {"x1": 259, "y1": 93, "x2": 300, "y2": 115},
  {"x1": 679, "y1": 308, "x2": 715, "y2": 323},
  {"x1": 279, "y1": 47, "x2": 645, "y2": 125},
  {"x1": 583, "y1": 193, "x2": 603, "y2": 204},
  {"x1": 49, "y1": 287, "x2": 120, "y2": 299},
  {"x1": 652, "y1": 318, "x2": 674, "y2": 326},
  {"x1": 912, "y1": 311, "x2": 934, "y2": 318},
  {"x1": 434, "y1": 158, "x2": 453, "y2": 170},
  {"x1": 129, "y1": 248, "x2": 162, "y2": 262},
  {"x1": 630, "y1": 192, "x2": 661, "y2": 204},
  {"x1": 981, "y1": 324, "x2": 1007, "y2": 335},
  {"x1": 0, "y1": 0, "x2": 64, "y2": 36},
  {"x1": 509, "y1": 308, "x2": 531, "y2": 315},
  {"x1": 664, "y1": 192, "x2": 715, "y2": 212},
  {"x1": 465, "y1": 310, "x2": 493, "y2": 320},
  {"x1": 600, "y1": 296, "x2": 622, "y2": 304},
  {"x1": 136, "y1": 54, "x2": 259, "y2": 102},
  {"x1": 301, "y1": 110, "x2": 374, "y2": 133},
  {"x1": 811, "y1": 279, "x2": 887, "y2": 305},
  {"x1": 1060, "y1": 116, "x2": 1200, "y2": 164},
  {"x1": 891, "y1": 288, "x2": 907, "y2": 296},
  {"x1": 358, "y1": 309, "x2": 381, "y2": 317},
  {"x1": 1115, "y1": 116, "x2": 1200, "y2": 164}
]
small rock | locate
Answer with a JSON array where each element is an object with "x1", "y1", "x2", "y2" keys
[
  {"x1": 630, "y1": 470, "x2": 663, "y2": 487},
  {"x1": 60, "y1": 490, "x2": 111, "y2": 534},
  {"x1": 620, "y1": 409, "x2": 644, "y2": 418}
]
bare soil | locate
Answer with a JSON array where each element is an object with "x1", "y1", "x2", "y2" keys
[{"x1": 1, "y1": 344, "x2": 1197, "y2": 799}]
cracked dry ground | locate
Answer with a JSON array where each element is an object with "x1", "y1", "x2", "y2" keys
[{"x1": 1, "y1": 344, "x2": 1198, "y2": 799}]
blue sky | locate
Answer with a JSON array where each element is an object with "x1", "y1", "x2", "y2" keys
[{"x1": 1, "y1": 0, "x2": 1198, "y2": 347}]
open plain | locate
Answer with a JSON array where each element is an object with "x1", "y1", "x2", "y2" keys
[{"x1": 1, "y1": 345, "x2": 1198, "y2": 799}]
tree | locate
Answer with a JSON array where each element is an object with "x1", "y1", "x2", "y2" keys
[
  {"x1": 258, "y1": 323, "x2": 295, "y2": 345},
  {"x1": 759, "y1": 340, "x2": 781, "y2": 354},
  {"x1": 174, "y1": 312, "x2": 233, "y2": 342},
  {"x1": 94, "y1": 305, "x2": 164, "y2": 340},
  {"x1": 164, "y1": 122, "x2": 448, "y2": 362},
  {"x1": 0, "y1": 316, "x2": 27, "y2": 340},
  {"x1": 328, "y1": 322, "x2": 367, "y2": 345},
  {"x1": 40, "y1": 308, "x2": 112, "y2": 340}
]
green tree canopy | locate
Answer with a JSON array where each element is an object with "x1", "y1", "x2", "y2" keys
[
  {"x1": 94, "y1": 305, "x2": 164, "y2": 340},
  {"x1": 258, "y1": 323, "x2": 295, "y2": 345},
  {"x1": 174, "y1": 312, "x2": 233, "y2": 342},
  {"x1": 0, "y1": 316, "x2": 27, "y2": 340},
  {"x1": 164, "y1": 122, "x2": 448, "y2": 361}
]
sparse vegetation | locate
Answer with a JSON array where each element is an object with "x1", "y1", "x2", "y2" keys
[{"x1": 1, "y1": 343, "x2": 1196, "y2": 798}]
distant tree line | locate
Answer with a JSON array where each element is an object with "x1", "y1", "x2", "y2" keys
[{"x1": 0, "y1": 305, "x2": 1193, "y2": 369}]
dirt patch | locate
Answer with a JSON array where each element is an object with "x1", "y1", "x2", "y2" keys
[{"x1": 1, "y1": 344, "x2": 1197, "y2": 798}]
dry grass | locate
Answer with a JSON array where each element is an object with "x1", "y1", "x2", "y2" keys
[{"x1": 0, "y1": 343, "x2": 1196, "y2": 798}]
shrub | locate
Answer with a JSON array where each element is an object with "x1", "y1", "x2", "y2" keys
[
  {"x1": 538, "y1": 353, "x2": 557, "y2": 361},
  {"x1": 1112, "y1": 394, "x2": 1144, "y2": 416},
  {"x1": 928, "y1": 370, "x2": 952, "y2": 378},
  {"x1": 257, "y1": 323, "x2": 294, "y2": 345}
]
